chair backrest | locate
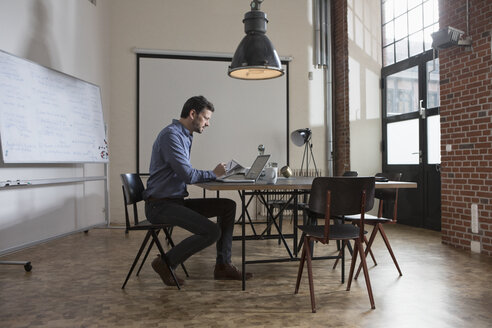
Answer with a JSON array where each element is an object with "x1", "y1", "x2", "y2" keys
[
  {"x1": 375, "y1": 172, "x2": 402, "y2": 221},
  {"x1": 120, "y1": 173, "x2": 145, "y2": 228},
  {"x1": 309, "y1": 177, "x2": 375, "y2": 216},
  {"x1": 309, "y1": 177, "x2": 375, "y2": 241},
  {"x1": 121, "y1": 173, "x2": 145, "y2": 205}
]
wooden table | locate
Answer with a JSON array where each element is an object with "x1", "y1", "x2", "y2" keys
[{"x1": 196, "y1": 177, "x2": 417, "y2": 290}]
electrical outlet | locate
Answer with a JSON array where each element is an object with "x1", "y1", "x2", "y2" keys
[{"x1": 471, "y1": 204, "x2": 479, "y2": 233}]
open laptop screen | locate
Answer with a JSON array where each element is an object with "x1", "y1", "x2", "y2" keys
[{"x1": 245, "y1": 155, "x2": 270, "y2": 179}]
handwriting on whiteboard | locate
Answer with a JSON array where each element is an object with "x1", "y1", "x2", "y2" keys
[{"x1": 0, "y1": 50, "x2": 108, "y2": 163}]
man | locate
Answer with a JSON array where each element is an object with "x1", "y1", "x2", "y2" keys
[{"x1": 143, "y1": 95, "x2": 251, "y2": 286}]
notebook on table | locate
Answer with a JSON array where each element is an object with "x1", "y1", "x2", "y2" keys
[{"x1": 216, "y1": 154, "x2": 270, "y2": 183}]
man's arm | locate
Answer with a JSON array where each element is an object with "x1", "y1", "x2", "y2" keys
[{"x1": 163, "y1": 132, "x2": 216, "y2": 184}]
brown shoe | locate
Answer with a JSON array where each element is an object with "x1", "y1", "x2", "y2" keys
[
  {"x1": 151, "y1": 255, "x2": 184, "y2": 286},
  {"x1": 214, "y1": 263, "x2": 253, "y2": 280}
]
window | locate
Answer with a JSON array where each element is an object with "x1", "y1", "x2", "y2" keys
[
  {"x1": 385, "y1": 66, "x2": 419, "y2": 116},
  {"x1": 382, "y1": 0, "x2": 439, "y2": 67}
]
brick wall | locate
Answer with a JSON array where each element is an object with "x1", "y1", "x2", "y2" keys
[
  {"x1": 439, "y1": 0, "x2": 492, "y2": 255},
  {"x1": 332, "y1": 0, "x2": 350, "y2": 176}
]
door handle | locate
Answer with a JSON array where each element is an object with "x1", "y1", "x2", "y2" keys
[
  {"x1": 411, "y1": 150, "x2": 422, "y2": 164},
  {"x1": 419, "y1": 100, "x2": 426, "y2": 119}
]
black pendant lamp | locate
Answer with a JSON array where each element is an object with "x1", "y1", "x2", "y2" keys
[{"x1": 228, "y1": 0, "x2": 284, "y2": 80}]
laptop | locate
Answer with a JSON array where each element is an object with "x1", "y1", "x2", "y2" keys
[{"x1": 216, "y1": 154, "x2": 270, "y2": 183}]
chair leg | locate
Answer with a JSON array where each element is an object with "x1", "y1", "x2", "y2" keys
[
  {"x1": 136, "y1": 236, "x2": 156, "y2": 276},
  {"x1": 137, "y1": 229, "x2": 165, "y2": 276},
  {"x1": 295, "y1": 237, "x2": 308, "y2": 294},
  {"x1": 346, "y1": 240, "x2": 353, "y2": 255},
  {"x1": 122, "y1": 231, "x2": 152, "y2": 289},
  {"x1": 346, "y1": 238, "x2": 359, "y2": 292},
  {"x1": 165, "y1": 226, "x2": 174, "y2": 245},
  {"x1": 135, "y1": 228, "x2": 190, "y2": 278},
  {"x1": 334, "y1": 217, "x2": 342, "y2": 251},
  {"x1": 355, "y1": 225, "x2": 379, "y2": 279},
  {"x1": 341, "y1": 240, "x2": 345, "y2": 284},
  {"x1": 333, "y1": 239, "x2": 352, "y2": 270},
  {"x1": 364, "y1": 233, "x2": 378, "y2": 266},
  {"x1": 297, "y1": 231, "x2": 306, "y2": 251},
  {"x1": 332, "y1": 241, "x2": 343, "y2": 270},
  {"x1": 355, "y1": 238, "x2": 376, "y2": 309},
  {"x1": 379, "y1": 224, "x2": 402, "y2": 276},
  {"x1": 305, "y1": 236, "x2": 316, "y2": 313},
  {"x1": 151, "y1": 229, "x2": 181, "y2": 290},
  {"x1": 297, "y1": 215, "x2": 315, "y2": 251},
  {"x1": 162, "y1": 227, "x2": 190, "y2": 278}
]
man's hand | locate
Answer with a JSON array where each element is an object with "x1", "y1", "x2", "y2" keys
[{"x1": 213, "y1": 163, "x2": 227, "y2": 177}]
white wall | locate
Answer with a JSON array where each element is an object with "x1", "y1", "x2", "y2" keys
[
  {"x1": 108, "y1": 0, "x2": 326, "y2": 223},
  {"x1": 0, "y1": 0, "x2": 111, "y2": 253},
  {"x1": 347, "y1": 0, "x2": 382, "y2": 176},
  {"x1": 0, "y1": 0, "x2": 371, "y2": 231}
]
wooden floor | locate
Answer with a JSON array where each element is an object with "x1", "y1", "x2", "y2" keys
[{"x1": 1, "y1": 222, "x2": 491, "y2": 328}]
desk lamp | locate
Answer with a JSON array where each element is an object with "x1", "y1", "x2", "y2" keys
[
  {"x1": 228, "y1": 0, "x2": 284, "y2": 80},
  {"x1": 291, "y1": 128, "x2": 319, "y2": 176}
]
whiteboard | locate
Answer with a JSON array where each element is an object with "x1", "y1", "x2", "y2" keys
[
  {"x1": 138, "y1": 54, "x2": 289, "y2": 173},
  {"x1": 0, "y1": 50, "x2": 108, "y2": 163}
]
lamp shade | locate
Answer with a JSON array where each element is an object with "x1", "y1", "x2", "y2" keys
[
  {"x1": 291, "y1": 128, "x2": 311, "y2": 147},
  {"x1": 228, "y1": 3, "x2": 284, "y2": 80}
]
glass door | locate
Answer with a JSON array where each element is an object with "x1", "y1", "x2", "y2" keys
[
  {"x1": 382, "y1": 51, "x2": 441, "y2": 230},
  {"x1": 423, "y1": 58, "x2": 441, "y2": 231}
]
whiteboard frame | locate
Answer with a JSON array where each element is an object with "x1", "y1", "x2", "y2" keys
[{"x1": 136, "y1": 51, "x2": 291, "y2": 174}]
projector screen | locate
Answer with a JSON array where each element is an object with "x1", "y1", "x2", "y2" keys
[{"x1": 137, "y1": 53, "x2": 289, "y2": 174}]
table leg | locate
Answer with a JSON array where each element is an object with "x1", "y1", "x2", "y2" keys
[
  {"x1": 241, "y1": 190, "x2": 246, "y2": 291},
  {"x1": 294, "y1": 190, "x2": 299, "y2": 256}
]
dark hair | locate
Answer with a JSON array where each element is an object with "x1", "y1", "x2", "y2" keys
[{"x1": 180, "y1": 95, "x2": 215, "y2": 118}]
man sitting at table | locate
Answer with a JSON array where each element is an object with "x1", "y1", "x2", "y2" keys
[{"x1": 143, "y1": 95, "x2": 252, "y2": 286}]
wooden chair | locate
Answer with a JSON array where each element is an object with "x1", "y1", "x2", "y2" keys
[
  {"x1": 344, "y1": 172, "x2": 403, "y2": 277},
  {"x1": 120, "y1": 173, "x2": 188, "y2": 289},
  {"x1": 295, "y1": 177, "x2": 376, "y2": 312}
]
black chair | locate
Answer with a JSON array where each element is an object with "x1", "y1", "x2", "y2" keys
[
  {"x1": 332, "y1": 171, "x2": 359, "y2": 253},
  {"x1": 120, "y1": 173, "x2": 188, "y2": 289},
  {"x1": 266, "y1": 196, "x2": 308, "y2": 245},
  {"x1": 295, "y1": 177, "x2": 376, "y2": 312},
  {"x1": 344, "y1": 172, "x2": 403, "y2": 277}
]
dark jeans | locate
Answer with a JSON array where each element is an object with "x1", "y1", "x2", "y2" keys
[{"x1": 144, "y1": 198, "x2": 236, "y2": 269}]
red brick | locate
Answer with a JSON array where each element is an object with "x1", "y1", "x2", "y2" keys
[{"x1": 440, "y1": 0, "x2": 492, "y2": 256}]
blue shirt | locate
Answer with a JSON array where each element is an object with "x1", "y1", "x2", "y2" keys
[{"x1": 143, "y1": 119, "x2": 216, "y2": 199}]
